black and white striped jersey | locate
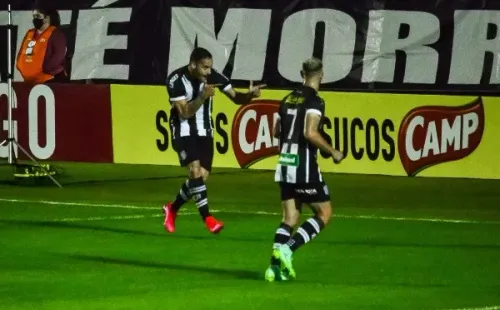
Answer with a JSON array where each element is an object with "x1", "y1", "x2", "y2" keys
[
  {"x1": 274, "y1": 86, "x2": 326, "y2": 184},
  {"x1": 166, "y1": 65, "x2": 232, "y2": 138}
]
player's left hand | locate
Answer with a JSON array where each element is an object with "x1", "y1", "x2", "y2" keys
[
  {"x1": 332, "y1": 150, "x2": 344, "y2": 164},
  {"x1": 248, "y1": 81, "x2": 267, "y2": 98}
]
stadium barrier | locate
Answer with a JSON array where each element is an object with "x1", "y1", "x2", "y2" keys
[
  {"x1": 0, "y1": 82, "x2": 113, "y2": 163},
  {"x1": 1, "y1": 82, "x2": 499, "y2": 179},
  {"x1": 112, "y1": 85, "x2": 499, "y2": 179}
]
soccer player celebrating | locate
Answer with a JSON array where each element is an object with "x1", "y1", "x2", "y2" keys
[
  {"x1": 265, "y1": 57, "x2": 344, "y2": 281},
  {"x1": 163, "y1": 47, "x2": 266, "y2": 234}
]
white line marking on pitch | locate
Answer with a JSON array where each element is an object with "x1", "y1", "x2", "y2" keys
[
  {"x1": 0, "y1": 198, "x2": 158, "y2": 210},
  {"x1": 56, "y1": 214, "x2": 161, "y2": 222},
  {"x1": 226, "y1": 210, "x2": 500, "y2": 225},
  {"x1": 1, "y1": 198, "x2": 499, "y2": 225},
  {"x1": 442, "y1": 306, "x2": 500, "y2": 310},
  {"x1": 55, "y1": 212, "x2": 199, "y2": 222}
]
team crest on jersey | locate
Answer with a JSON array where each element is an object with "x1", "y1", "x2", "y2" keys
[{"x1": 231, "y1": 100, "x2": 280, "y2": 168}]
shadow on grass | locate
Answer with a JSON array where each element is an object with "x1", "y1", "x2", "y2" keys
[
  {"x1": 0, "y1": 219, "x2": 166, "y2": 237},
  {"x1": 167, "y1": 234, "x2": 500, "y2": 250},
  {"x1": 64, "y1": 169, "x2": 270, "y2": 186},
  {"x1": 2, "y1": 218, "x2": 500, "y2": 251},
  {"x1": 62, "y1": 254, "x2": 500, "y2": 289},
  {"x1": 0, "y1": 175, "x2": 186, "y2": 187},
  {"x1": 69, "y1": 253, "x2": 261, "y2": 280},
  {"x1": 0, "y1": 169, "x2": 271, "y2": 187}
]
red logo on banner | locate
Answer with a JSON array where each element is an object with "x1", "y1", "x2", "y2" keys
[
  {"x1": 397, "y1": 97, "x2": 485, "y2": 176},
  {"x1": 231, "y1": 100, "x2": 280, "y2": 168}
]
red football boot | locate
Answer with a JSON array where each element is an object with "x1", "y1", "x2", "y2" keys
[
  {"x1": 162, "y1": 202, "x2": 177, "y2": 233},
  {"x1": 205, "y1": 216, "x2": 224, "y2": 234}
]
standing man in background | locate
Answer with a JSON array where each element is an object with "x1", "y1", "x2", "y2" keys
[
  {"x1": 16, "y1": 5, "x2": 67, "y2": 84},
  {"x1": 163, "y1": 47, "x2": 266, "y2": 234}
]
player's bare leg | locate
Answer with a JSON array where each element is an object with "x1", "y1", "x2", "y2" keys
[
  {"x1": 275, "y1": 201, "x2": 333, "y2": 278},
  {"x1": 265, "y1": 199, "x2": 300, "y2": 282}
]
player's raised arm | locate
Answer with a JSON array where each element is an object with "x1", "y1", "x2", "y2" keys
[
  {"x1": 223, "y1": 80, "x2": 267, "y2": 105},
  {"x1": 167, "y1": 69, "x2": 219, "y2": 119},
  {"x1": 174, "y1": 84, "x2": 220, "y2": 119}
]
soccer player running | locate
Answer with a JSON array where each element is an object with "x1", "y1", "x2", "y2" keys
[
  {"x1": 265, "y1": 57, "x2": 344, "y2": 281},
  {"x1": 163, "y1": 47, "x2": 266, "y2": 234}
]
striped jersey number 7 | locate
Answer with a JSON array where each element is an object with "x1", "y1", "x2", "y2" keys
[
  {"x1": 286, "y1": 108, "x2": 297, "y2": 140},
  {"x1": 279, "y1": 108, "x2": 299, "y2": 167}
]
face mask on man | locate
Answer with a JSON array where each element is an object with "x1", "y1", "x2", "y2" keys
[{"x1": 32, "y1": 17, "x2": 45, "y2": 30}]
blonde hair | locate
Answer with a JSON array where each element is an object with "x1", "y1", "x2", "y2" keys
[{"x1": 301, "y1": 57, "x2": 323, "y2": 77}]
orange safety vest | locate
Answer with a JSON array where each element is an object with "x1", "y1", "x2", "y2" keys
[{"x1": 16, "y1": 26, "x2": 57, "y2": 84}]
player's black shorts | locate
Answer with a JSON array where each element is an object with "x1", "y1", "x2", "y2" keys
[
  {"x1": 279, "y1": 182, "x2": 330, "y2": 204},
  {"x1": 173, "y1": 136, "x2": 214, "y2": 172}
]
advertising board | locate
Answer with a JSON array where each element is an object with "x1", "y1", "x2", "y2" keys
[
  {"x1": 111, "y1": 84, "x2": 500, "y2": 179},
  {"x1": 0, "y1": 83, "x2": 114, "y2": 163}
]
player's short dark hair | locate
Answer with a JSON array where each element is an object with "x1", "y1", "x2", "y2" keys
[
  {"x1": 301, "y1": 57, "x2": 323, "y2": 77},
  {"x1": 190, "y1": 47, "x2": 213, "y2": 63}
]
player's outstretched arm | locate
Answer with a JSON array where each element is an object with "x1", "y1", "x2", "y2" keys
[
  {"x1": 174, "y1": 84, "x2": 219, "y2": 119},
  {"x1": 304, "y1": 113, "x2": 344, "y2": 163},
  {"x1": 225, "y1": 81, "x2": 267, "y2": 105}
]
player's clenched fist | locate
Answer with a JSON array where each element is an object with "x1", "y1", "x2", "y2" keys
[
  {"x1": 201, "y1": 84, "x2": 221, "y2": 99},
  {"x1": 332, "y1": 150, "x2": 344, "y2": 164}
]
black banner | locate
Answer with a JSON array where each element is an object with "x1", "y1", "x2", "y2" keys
[{"x1": 1, "y1": 0, "x2": 499, "y2": 94}]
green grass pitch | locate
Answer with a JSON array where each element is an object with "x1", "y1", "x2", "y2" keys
[{"x1": 0, "y1": 162, "x2": 499, "y2": 309}]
